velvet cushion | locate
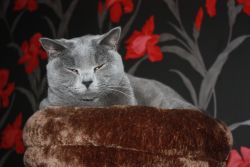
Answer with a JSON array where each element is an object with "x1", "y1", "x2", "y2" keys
[{"x1": 23, "y1": 106, "x2": 233, "y2": 167}]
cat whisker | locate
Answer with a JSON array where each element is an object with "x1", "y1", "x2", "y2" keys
[
  {"x1": 98, "y1": 84, "x2": 131, "y2": 90},
  {"x1": 108, "y1": 86, "x2": 131, "y2": 90},
  {"x1": 104, "y1": 87, "x2": 133, "y2": 99},
  {"x1": 98, "y1": 84, "x2": 133, "y2": 98}
]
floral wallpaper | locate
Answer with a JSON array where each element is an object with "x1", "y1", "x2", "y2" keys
[{"x1": 0, "y1": 0, "x2": 250, "y2": 166}]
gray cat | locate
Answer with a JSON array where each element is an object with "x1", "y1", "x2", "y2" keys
[{"x1": 39, "y1": 27, "x2": 196, "y2": 110}]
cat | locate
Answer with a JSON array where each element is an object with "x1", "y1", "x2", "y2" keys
[{"x1": 39, "y1": 27, "x2": 196, "y2": 110}]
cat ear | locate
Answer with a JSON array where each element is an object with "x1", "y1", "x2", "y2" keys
[
  {"x1": 98, "y1": 27, "x2": 121, "y2": 50},
  {"x1": 39, "y1": 38, "x2": 67, "y2": 57}
]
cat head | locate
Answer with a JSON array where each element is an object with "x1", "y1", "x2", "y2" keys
[{"x1": 40, "y1": 27, "x2": 125, "y2": 103}]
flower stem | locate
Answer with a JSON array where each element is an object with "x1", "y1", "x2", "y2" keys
[
  {"x1": 57, "y1": 0, "x2": 79, "y2": 37},
  {"x1": 120, "y1": 0, "x2": 142, "y2": 41},
  {"x1": 16, "y1": 87, "x2": 37, "y2": 112},
  {"x1": 10, "y1": 11, "x2": 25, "y2": 35},
  {"x1": 229, "y1": 120, "x2": 250, "y2": 131},
  {"x1": 175, "y1": 0, "x2": 206, "y2": 75},
  {"x1": 127, "y1": 56, "x2": 147, "y2": 75},
  {"x1": 212, "y1": 90, "x2": 217, "y2": 118},
  {"x1": 0, "y1": 149, "x2": 14, "y2": 167},
  {"x1": 1, "y1": 17, "x2": 13, "y2": 41},
  {"x1": 42, "y1": 16, "x2": 57, "y2": 38},
  {"x1": 0, "y1": 94, "x2": 15, "y2": 129},
  {"x1": 98, "y1": 9, "x2": 108, "y2": 33}
]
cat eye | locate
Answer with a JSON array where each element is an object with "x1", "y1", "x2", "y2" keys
[
  {"x1": 94, "y1": 64, "x2": 105, "y2": 72},
  {"x1": 66, "y1": 68, "x2": 79, "y2": 74}
]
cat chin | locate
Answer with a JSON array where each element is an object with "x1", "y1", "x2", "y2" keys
[
  {"x1": 70, "y1": 89, "x2": 98, "y2": 96},
  {"x1": 79, "y1": 97, "x2": 99, "y2": 102},
  {"x1": 80, "y1": 98, "x2": 94, "y2": 102}
]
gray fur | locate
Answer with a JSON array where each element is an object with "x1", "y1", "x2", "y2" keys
[{"x1": 39, "y1": 27, "x2": 196, "y2": 110}]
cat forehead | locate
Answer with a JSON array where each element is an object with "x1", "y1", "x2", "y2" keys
[
  {"x1": 62, "y1": 35, "x2": 107, "y2": 66},
  {"x1": 70, "y1": 34, "x2": 101, "y2": 45},
  {"x1": 67, "y1": 36, "x2": 97, "y2": 56}
]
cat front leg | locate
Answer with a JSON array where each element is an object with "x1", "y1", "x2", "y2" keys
[{"x1": 39, "y1": 98, "x2": 50, "y2": 109}]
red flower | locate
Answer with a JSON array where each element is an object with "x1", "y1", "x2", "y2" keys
[
  {"x1": 195, "y1": 7, "x2": 204, "y2": 31},
  {"x1": 227, "y1": 147, "x2": 250, "y2": 167},
  {"x1": 18, "y1": 33, "x2": 47, "y2": 74},
  {"x1": 206, "y1": 0, "x2": 217, "y2": 17},
  {"x1": 237, "y1": 0, "x2": 250, "y2": 16},
  {"x1": 0, "y1": 69, "x2": 15, "y2": 108},
  {"x1": 125, "y1": 16, "x2": 163, "y2": 62},
  {"x1": 14, "y1": 0, "x2": 38, "y2": 12},
  {"x1": 0, "y1": 113, "x2": 25, "y2": 154},
  {"x1": 105, "y1": 0, "x2": 134, "y2": 23}
]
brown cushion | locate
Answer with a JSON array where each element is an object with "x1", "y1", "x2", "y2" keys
[{"x1": 23, "y1": 106, "x2": 232, "y2": 167}]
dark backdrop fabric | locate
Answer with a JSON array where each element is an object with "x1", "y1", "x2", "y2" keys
[{"x1": 0, "y1": 0, "x2": 250, "y2": 166}]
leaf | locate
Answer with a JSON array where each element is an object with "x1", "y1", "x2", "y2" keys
[
  {"x1": 34, "y1": 67, "x2": 41, "y2": 84},
  {"x1": 162, "y1": 0, "x2": 178, "y2": 19},
  {"x1": 168, "y1": 22, "x2": 194, "y2": 49},
  {"x1": 39, "y1": 76, "x2": 48, "y2": 97},
  {"x1": 42, "y1": 16, "x2": 56, "y2": 38},
  {"x1": 37, "y1": 0, "x2": 63, "y2": 18},
  {"x1": 199, "y1": 35, "x2": 250, "y2": 109},
  {"x1": 120, "y1": 0, "x2": 142, "y2": 41},
  {"x1": 16, "y1": 87, "x2": 37, "y2": 112},
  {"x1": 57, "y1": 0, "x2": 79, "y2": 37},
  {"x1": 229, "y1": 120, "x2": 250, "y2": 131},
  {"x1": 161, "y1": 45, "x2": 205, "y2": 76},
  {"x1": 0, "y1": 0, "x2": 10, "y2": 17},
  {"x1": 169, "y1": 22, "x2": 207, "y2": 75},
  {"x1": 170, "y1": 69, "x2": 198, "y2": 106},
  {"x1": 7, "y1": 43, "x2": 22, "y2": 56},
  {"x1": 159, "y1": 33, "x2": 177, "y2": 42},
  {"x1": 159, "y1": 33, "x2": 191, "y2": 51},
  {"x1": 28, "y1": 74, "x2": 38, "y2": 97}
]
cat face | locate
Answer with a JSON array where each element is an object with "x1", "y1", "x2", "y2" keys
[{"x1": 40, "y1": 27, "x2": 125, "y2": 103}]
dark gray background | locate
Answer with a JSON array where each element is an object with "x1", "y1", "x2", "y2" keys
[{"x1": 0, "y1": 0, "x2": 250, "y2": 166}]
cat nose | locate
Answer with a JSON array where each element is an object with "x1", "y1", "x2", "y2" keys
[{"x1": 82, "y1": 80, "x2": 93, "y2": 88}]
